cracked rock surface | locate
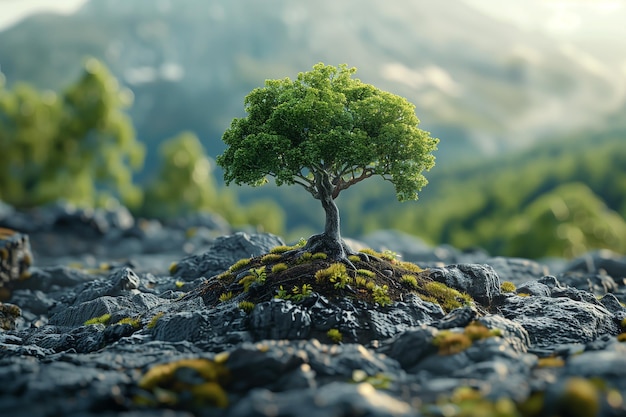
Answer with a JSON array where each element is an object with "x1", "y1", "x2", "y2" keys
[{"x1": 1, "y1": 205, "x2": 626, "y2": 417}]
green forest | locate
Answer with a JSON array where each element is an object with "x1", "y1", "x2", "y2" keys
[{"x1": 2, "y1": 59, "x2": 625, "y2": 259}]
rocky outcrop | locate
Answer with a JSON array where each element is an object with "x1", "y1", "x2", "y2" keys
[{"x1": 0, "y1": 206, "x2": 625, "y2": 417}]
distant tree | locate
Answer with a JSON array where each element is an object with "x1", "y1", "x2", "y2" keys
[
  {"x1": 0, "y1": 58, "x2": 144, "y2": 208},
  {"x1": 141, "y1": 131, "x2": 217, "y2": 219},
  {"x1": 217, "y1": 63, "x2": 438, "y2": 262}
]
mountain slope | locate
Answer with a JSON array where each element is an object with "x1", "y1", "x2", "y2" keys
[{"x1": 1, "y1": 0, "x2": 624, "y2": 169}]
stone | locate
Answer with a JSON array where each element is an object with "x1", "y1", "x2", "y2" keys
[
  {"x1": 428, "y1": 263, "x2": 501, "y2": 306},
  {"x1": 0, "y1": 228, "x2": 33, "y2": 294},
  {"x1": 173, "y1": 232, "x2": 285, "y2": 281}
]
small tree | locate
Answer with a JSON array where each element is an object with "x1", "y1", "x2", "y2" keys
[{"x1": 217, "y1": 63, "x2": 438, "y2": 262}]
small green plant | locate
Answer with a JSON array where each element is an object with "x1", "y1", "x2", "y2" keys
[
  {"x1": 315, "y1": 263, "x2": 351, "y2": 289},
  {"x1": 219, "y1": 291, "x2": 234, "y2": 302},
  {"x1": 298, "y1": 252, "x2": 313, "y2": 263},
  {"x1": 270, "y1": 245, "x2": 292, "y2": 254},
  {"x1": 175, "y1": 280, "x2": 185, "y2": 288},
  {"x1": 327, "y1": 328, "x2": 342, "y2": 343},
  {"x1": 84, "y1": 313, "x2": 112, "y2": 326},
  {"x1": 168, "y1": 262, "x2": 178, "y2": 275},
  {"x1": 397, "y1": 260, "x2": 422, "y2": 273},
  {"x1": 400, "y1": 274, "x2": 418, "y2": 289},
  {"x1": 239, "y1": 267, "x2": 267, "y2": 291},
  {"x1": 381, "y1": 250, "x2": 399, "y2": 262},
  {"x1": 356, "y1": 269, "x2": 375, "y2": 278},
  {"x1": 348, "y1": 255, "x2": 361, "y2": 263},
  {"x1": 271, "y1": 263, "x2": 288, "y2": 273},
  {"x1": 275, "y1": 284, "x2": 313, "y2": 302},
  {"x1": 238, "y1": 301, "x2": 256, "y2": 313},
  {"x1": 355, "y1": 276, "x2": 370, "y2": 288},
  {"x1": 500, "y1": 281, "x2": 516, "y2": 293},
  {"x1": 275, "y1": 285, "x2": 289, "y2": 300},
  {"x1": 261, "y1": 253, "x2": 282, "y2": 264},
  {"x1": 292, "y1": 284, "x2": 313, "y2": 302},
  {"x1": 147, "y1": 312, "x2": 165, "y2": 329},
  {"x1": 312, "y1": 252, "x2": 328, "y2": 260},
  {"x1": 229, "y1": 258, "x2": 251, "y2": 272},
  {"x1": 372, "y1": 285, "x2": 392, "y2": 306}
]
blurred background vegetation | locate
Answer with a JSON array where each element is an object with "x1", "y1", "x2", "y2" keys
[{"x1": 0, "y1": 0, "x2": 625, "y2": 259}]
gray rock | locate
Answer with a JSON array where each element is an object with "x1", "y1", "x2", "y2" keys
[
  {"x1": 501, "y1": 295, "x2": 620, "y2": 349},
  {"x1": 228, "y1": 381, "x2": 417, "y2": 417},
  {"x1": 486, "y1": 256, "x2": 549, "y2": 286},
  {"x1": 428, "y1": 263, "x2": 501, "y2": 306},
  {"x1": 516, "y1": 280, "x2": 551, "y2": 297},
  {"x1": 249, "y1": 299, "x2": 312, "y2": 340},
  {"x1": 173, "y1": 232, "x2": 284, "y2": 281}
]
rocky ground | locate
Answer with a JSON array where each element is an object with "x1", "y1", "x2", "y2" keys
[{"x1": 1, "y1": 202, "x2": 626, "y2": 417}]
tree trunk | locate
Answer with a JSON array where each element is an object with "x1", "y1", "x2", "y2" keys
[{"x1": 317, "y1": 172, "x2": 341, "y2": 242}]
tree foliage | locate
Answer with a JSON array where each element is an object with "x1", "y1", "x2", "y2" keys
[
  {"x1": 0, "y1": 58, "x2": 144, "y2": 208},
  {"x1": 141, "y1": 132, "x2": 216, "y2": 219},
  {"x1": 217, "y1": 63, "x2": 438, "y2": 203}
]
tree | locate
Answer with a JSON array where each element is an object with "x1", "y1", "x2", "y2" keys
[
  {"x1": 0, "y1": 58, "x2": 144, "y2": 208},
  {"x1": 141, "y1": 132, "x2": 217, "y2": 219},
  {"x1": 217, "y1": 63, "x2": 438, "y2": 262}
]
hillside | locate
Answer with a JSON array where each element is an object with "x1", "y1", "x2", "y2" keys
[{"x1": 1, "y1": 0, "x2": 624, "y2": 170}]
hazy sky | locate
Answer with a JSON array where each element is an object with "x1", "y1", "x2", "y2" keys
[
  {"x1": 0, "y1": 0, "x2": 87, "y2": 30},
  {"x1": 0, "y1": 0, "x2": 624, "y2": 39}
]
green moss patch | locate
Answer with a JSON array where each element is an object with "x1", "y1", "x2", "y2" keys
[{"x1": 183, "y1": 247, "x2": 475, "y2": 313}]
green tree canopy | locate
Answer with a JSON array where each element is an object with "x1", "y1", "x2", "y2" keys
[
  {"x1": 0, "y1": 58, "x2": 144, "y2": 208},
  {"x1": 141, "y1": 132, "x2": 217, "y2": 219},
  {"x1": 217, "y1": 63, "x2": 438, "y2": 260}
]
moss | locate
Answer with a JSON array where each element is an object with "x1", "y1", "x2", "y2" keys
[
  {"x1": 354, "y1": 276, "x2": 370, "y2": 288},
  {"x1": 397, "y1": 260, "x2": 422, "y2": 273},
  {"x1": 616, "y1": 333, "x2": 626, "y2": 342},
  {"x1": 463, "y1": 321, "x2": 498, "y2": 341},
  {"x1": 238, "y1": 301, "x2": 255, "y2": 313},
  {"x1": 298, "y1": 252, "x2": 313, "y2": 263},
  {"x1": 238, "y1": 267, "x2": 266, "y2": 291},
  {"x1": 84, "y1": 313, "x2": 111, "y2": 326},
  {"x1": 359, "y1": 248, "x2": 381, "y2": 257},
  {"x1": 537, "y1": 356, "x2": 565, "y2": 368},
  {"x1": 175, "y1": 280, "x2": 185, "y2": 288},
  {"x1": 216, "y1": 271, "x2": 233, "y2": 281},
  {"x1": 380, "y1": 250, "x2": 398, "y2": 262},
  {"x1": 269, "y1": 245, "x2": 293, "y2": 254},
  {"x1": 558, "y1": 378, "x2": 600, "y2": 417},
  {"x1": 433, "y1": 330, "x2": 472, "y2": 355},
  {"x1": 372, "y1": 285, "x2": 391, "y2": 306},
  {"x1": 147, "y1": 312, "x2": 165, "y2": 329},
  {"x1": 500, "y1": 281, "x2": 516, "y2": 293},
  {"x1": 327, "y1": 328, "x2": 342, "y2": 343},
  {"x1": 291, "y1": 284, "x2": 313, "y2": 302},
  {"x1": 312, "y1": 252, "x2": 328, "y2": 260},
  {"x1": 115, "y1": 317, "x2": 142, "y2": 329},
  {"x1": 271, "y1": 263, "x2": 288, "y2": 273},
  {"x1": 315, "y1": 263, "x2": 351, "y2": 289},
  {"x1": 348, "y1": 255, "x2": 361, "y2": 263},
  {"x1": 400, "y1": 274, "x2": 418, "y2": 289},
  {"x1": 419, "y1": 281, "x2": 472, "y2": 312},
  {"x1": 229, "y1": 258, "x2": 251, "y2": 272},
  {"x1": 261, "y1": 253, "x2": 282, "y2": 264},
  {"x1": 138, "y1": 358, "x2": 230, "y2": 409},
  {"x1": 518, "y1": 292, "x2": 531, "y2": 297},
  {"x1": 356, "y1": 269, "x2": 375, "y2": 278},
  {"x1": 218, "y1": 291, "x2": 234, "y2": 302},
  {"x1": 168, "y1": 262, "x2": 178, "y2": 275}
]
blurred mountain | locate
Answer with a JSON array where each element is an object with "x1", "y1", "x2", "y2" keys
[{"x1": 1, "y1": 0, "x2": 625, "y2": 171}]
